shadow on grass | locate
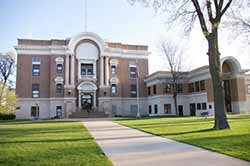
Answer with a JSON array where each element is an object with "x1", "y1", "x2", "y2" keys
[
  {"x1": 158, "y1": 128, "x2": 215, "y2": 137},
  {"x1": 0, "y1": 137, "x2": 94, "y2": 144}
]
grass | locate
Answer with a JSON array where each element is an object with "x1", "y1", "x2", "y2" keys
[
  {"x1": 0, "y1": 121, "x2": 112, "y2": 166},
  {"x1": 115, "y1": 114, "x2": 250, "y2": 161}
]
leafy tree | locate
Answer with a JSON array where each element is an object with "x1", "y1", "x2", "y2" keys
[
  {"x1": 0, "y1": 52, "x2": 15, "y2": 102},
  {"x1": 0, "y1": 84, "x2": 17, "y2": 114},
  {"x1": 128, "y1": 0, "x2": 249, "y2": 129}
]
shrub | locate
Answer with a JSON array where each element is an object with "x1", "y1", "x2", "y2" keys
[{"x1": 0, "y1": 113, "x2": 16, "y2": 120}]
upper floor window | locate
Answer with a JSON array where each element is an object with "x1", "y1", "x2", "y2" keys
[
  {"x1": 81, "y1": 64, "x2": 93, "y2": 75},
  {"x1": 164, "y1": 84, "x2": 171, "y2": 93},
  {"x1": 153, "y1": 85, "x2": 157, "y2": 94},
  {"x1": 130, "y1": 65, "x2": 137, "y2": 79},
  {"x1": 164, "y1": 104, "x2": 171, "y2": 114},
  {"x1": 111, "y1": 65, "x2": 116, "y2": 75},
  {"x1": 56, "y1": 64, "x2": 63, "y2": 74},
  {"x1": 32, "y1": 57, "x2": 41, "y2": 64},
  {"x1": 130, "y1": 84, "x2": 137, "y2": 97},
  {"x1": 56, "y1": 83, "x2": 63, "y2": 95},
  {"x1": 111, "y1": 84, "x2": 117, "y2": 94},
  {"x1": 188, "y1": 83, "x2": 195, "y2": 93},
  {"x1": 200, "y1": 80, "x2": 205, "y2": 91},
  {"x1": 177, "y1": 84, "x2": 183, "y2": 93},
  {"x1": 147, "y1": 87, "x2": 151, "y2": 96},
  {"x1": 32, "y1": 64, "x2": 40, "y2": 76},
  {"x1": 32, "y1": 84, "x2": 40, "y2": 98},
  {"x1": 195, "y1": 81, "x2": 200, "y2": 92}
]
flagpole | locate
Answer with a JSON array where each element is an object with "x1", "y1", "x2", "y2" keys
[
  {"x1": 136, "y1": 59, "x2": 141, "y2": 118},
  {"x1": 84, "y1": 0, "x2": 87, "y2": 32}
]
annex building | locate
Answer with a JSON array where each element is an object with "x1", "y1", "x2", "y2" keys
[{"x1": 15, "y1": 32, "x2": 250, "y2": 119}]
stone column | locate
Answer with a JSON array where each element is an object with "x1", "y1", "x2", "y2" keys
[
  {"x1": 65, "y1": 54, "x2": 69, "y2": 85},
  {"x1": 71, "y1": 54, "x2": 75, "y2": 86},
  {"x1": 93, "y1": 91, "x2": 96, "y2": 108},
  {"x1": 105, "y1": 57, "x2": 110, "y2": 86},
  {"x1": 100, "y1": 56, "x2": 104, "y2": 86},
  {"x1": 93, "y1": 61, "x2": 97, "y2": 79}
]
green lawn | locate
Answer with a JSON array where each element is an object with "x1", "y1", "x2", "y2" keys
[
  {"x1": 115, "y1": 114, "x2": 250, "y2": 161},
  {"x1": 0, "y1": 121, "x2": 112, "y2": 166}
]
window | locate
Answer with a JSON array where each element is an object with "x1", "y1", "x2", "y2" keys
[
  {"x1": 31, "y1": 106, "x2": 39, "y2": 118},
  {"x1": 202, "y1": 103, "x2": 207, "y2": 110},
  {"x1": 188, "y1": 83, "x2": 194, "y2": 93},
  {"x1": 164, "y1": 84, "x2": 171, "y2": 93},
  {"x1": 111, "y1": 84, "x2": 117, "y2": 94},
  {"x1": 154, "y1": 104, "x2": 158, "y2": 114},
  {"x1": 111, "y1": 65, "x2": 116, "y2": 75},
  {"x1": 130, "y1": 66, "x2": 137, "y2": 79},
  {"x1": 56, "y1": 106, "x2": 63, "y2": 117},
  {"x1": 164, "y1": 104, "x2": 171, "y2": 114},
  {"x1": 200, "y1": 80, "x2": 205, "y2": 91},
  {"x1": 130, "y1": 84, "x2": 137, "y2": 97},
  {"x1": 32, "y1": 64, "x2": 40, "y2": 76},
  {"x1": 149, "y1": 105, "x2": 152, "y2": 114},
  {"x1": 81, "y1": 64, "x2": 93, "y2": 75},
  {"x1": 56, "y1": 84, "x2": 63, "y2": 95},
  {"x1": 56, "y1": 64, "x2": 63, "y2": 74},
  {"x1": 32, "y1": 57, "x2": 41, "y2": 63},
  {"x1": 153, "y1": 85, "x2": 157, "y2": 94},
  {"x1": 32, "y1": 84, "x2": 40, "y2": 98},
  {"x1": 209, "y1": 105, "x2": 212, "y2": 109},
  {"x1": 247, "y1": 85, "x2": 250, "y2": 94},
  {"x1": 197, "y1": 103, "x2": 201, "y2": 110},
  {"x1": 195, "y1": 81, "x2": 200, "y2": 92},
  {"x1": 177, "y1": 84, "x2": 183, "y2": 93},
  {"x1": 148, "y1": 87, "x2": 151, "y2": 96}
]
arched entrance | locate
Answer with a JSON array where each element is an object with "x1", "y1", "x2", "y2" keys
[
  {"x1": 221, "y1": 57, "x2": 242, "y2": 113},
  {"x1": 77, "y1": 82, "x2": 97, "y2": 110}
]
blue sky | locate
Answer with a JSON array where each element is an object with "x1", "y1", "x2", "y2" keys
[{"x1": 0, "y1": 0, "x2": 249, "y2": 73}]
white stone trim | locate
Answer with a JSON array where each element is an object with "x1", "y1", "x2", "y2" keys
[
  {"x1": 100, "y1": 56, "x2": 104, "y2": 86},
  {"x1": 65, "y1": 54, "x2": 69, "y2": 85},
  {"x1": 71, "y1": 55, "x2": 75, "y2": 85},
  {"x1": 105, "y1": 57, "x2": 110, "y2": 86},
  {"x1": 55, "y1": 57, "x2": 64, "y2": 64},
  {"x1": 55, "y1": 76, "x2": 64, "y2": 84}
]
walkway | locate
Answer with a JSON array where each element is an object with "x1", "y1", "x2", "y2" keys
[{"x1": 82, "y1": 119, "x2": 249, "y2": 166}]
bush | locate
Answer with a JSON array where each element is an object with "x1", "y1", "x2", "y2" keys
[{"x1": 0, "y1": 113, "x2": 16, "y2": 120}]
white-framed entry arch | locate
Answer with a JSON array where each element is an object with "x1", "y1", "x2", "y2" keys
[{"x1": 77, "y1": 81, "x2": 98, "y2": 109}]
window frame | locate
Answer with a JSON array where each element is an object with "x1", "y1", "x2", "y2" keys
[
  {"x1": 56, "y1": 83, "x2": 63, "y2": 95},
  {"x1": 32, "y1": 84, "x2": 40, "y2": 98},
  {"x1": 32, "y1": 64, "x2": 40, "y2": 76},
  {"x1": 130, "y1": 84, "x2": 137, "y2": 97},
  {"x1": 164, "y1": 104, "x2": 171, "y2": 114},
  {"x1": 130, "y1": 66, "x2": 137, "y2": 79}
]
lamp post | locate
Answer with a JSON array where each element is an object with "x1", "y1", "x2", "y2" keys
[{"x1": 136, "y1": 59, "x2": 141, "y2": 118}]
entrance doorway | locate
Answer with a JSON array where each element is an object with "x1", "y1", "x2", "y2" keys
[
  {"x1": 178, "y1": 105, "x2": 184, "y2": 117},
  {"x1": 224, "y1": 80, "x2": 232, "y2": 113},
  {"x1": 190, "y1": 103, "x2": 196, "y2": 116},
  {"x1": 81, "y1": 94, "x2": 93, "y2": 110}
]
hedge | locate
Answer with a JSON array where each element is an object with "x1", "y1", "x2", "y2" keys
[{"x1": 0, "y1": 113, "x2": 16, "y2": 120}]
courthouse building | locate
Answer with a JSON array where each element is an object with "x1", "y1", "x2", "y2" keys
[{"x1": 14, "y1": 32, "x2": 250, "y2": 119}]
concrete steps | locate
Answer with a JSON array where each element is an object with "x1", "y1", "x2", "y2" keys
[{"x1": 69, "y1": 110, "x2": 109, "y2": 118}]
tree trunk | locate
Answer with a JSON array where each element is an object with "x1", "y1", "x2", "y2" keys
[
  {"x1": 173, "y1": 83, "x2": 178, "y2": 116},
  {"x1": 207, "y1": 28, "x2": 230, "y2": 130},
  {"x1": 173, "y1": 92, "x2": 178, "y2": 116}
]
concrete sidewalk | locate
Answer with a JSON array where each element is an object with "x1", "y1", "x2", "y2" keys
[{"x1": 82, "y1": 120, "x2": 249, "y2": 166}]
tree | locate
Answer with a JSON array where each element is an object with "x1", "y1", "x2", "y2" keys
[
  {"x1": 226, "y1": 2, "x2": 250, "y2": 45},
  {"x1": 128, "y1": 0, "x2": 249, "y2": 129},
  {"x1": 160, "y1": 40, "x2": 183, "y2": 116},
  {"x1": 0, "y1": 52, "x2": 15, "y2": 102},
  {"x1": 0, "y1": 85, "x2": 17, "y2": 114}
]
